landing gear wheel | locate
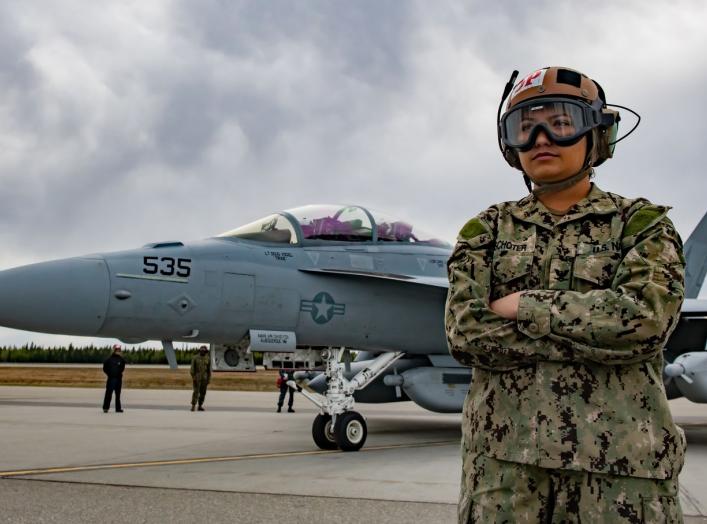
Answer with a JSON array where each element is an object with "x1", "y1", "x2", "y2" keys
[
  {"x1": 312, "y1": 413, "x2": 338, "y2": 450},
  {"x1": 334, "y1": 411, "x2": 367, "y2": 452}
]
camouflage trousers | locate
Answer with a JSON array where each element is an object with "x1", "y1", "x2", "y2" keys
[
  {"x1": 459, "y1": 452, "x2": 682, "y2": 524},
  {"x1": 191, "y1": 379, "x2": 208, "y2": 407}
]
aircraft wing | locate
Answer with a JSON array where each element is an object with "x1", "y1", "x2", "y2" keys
[
  {"x1": 298, "y1": 267, "x2": 449, "y2": 288},
  {"x1": 681, "y1": 298, "x2": 707, "y2": 315}
]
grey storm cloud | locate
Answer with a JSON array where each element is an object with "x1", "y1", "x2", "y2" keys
[{"x1": 0, "y1": 0, "x2": 706, "y2": 346}]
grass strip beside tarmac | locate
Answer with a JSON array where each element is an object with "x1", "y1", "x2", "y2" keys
[{"x1": 0, "y1": 366, "x2": 279, "y2": 391}]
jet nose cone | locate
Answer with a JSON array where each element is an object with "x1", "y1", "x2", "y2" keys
[{"x1": 0, "y1": 256, "x2": 109, "y2": 336}]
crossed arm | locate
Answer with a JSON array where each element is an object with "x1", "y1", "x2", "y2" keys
[{"x1": 445, "y1": 217, "x2": 685, "y2": 370}]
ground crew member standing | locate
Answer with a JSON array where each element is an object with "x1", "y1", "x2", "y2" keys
[
  {"x1": 276, "y1": 369, "x2": 295, "y2": 413},
  {"x1": 190, "y1": 345, "x2": 211, "y2": 411},
  {"x1": 446, "y1": 66, "x2": 686, "y2": 522},
  {"x1": 102, "y1": 343, "x2": 125, "y2": 413}
]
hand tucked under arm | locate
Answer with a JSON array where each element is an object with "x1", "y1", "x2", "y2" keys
[{"x1": 489, "y1": 291, "x2": 522, "y2": 320}]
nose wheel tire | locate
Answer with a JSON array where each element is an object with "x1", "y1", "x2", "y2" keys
[
  {"x1": 334, "y1": 411, "x2": 367, "y2": 452},
  {"x1": 312, "y1": 413, "x2": 338, "y2": 450}
]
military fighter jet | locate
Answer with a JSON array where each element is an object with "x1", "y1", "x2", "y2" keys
[{"x1": 0, "y1": 204, "x2": 705, "y2": 452}]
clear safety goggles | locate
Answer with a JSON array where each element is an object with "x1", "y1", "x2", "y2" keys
[{"x1": 499, "y1": 98, "x2": 613, "y2": 151}]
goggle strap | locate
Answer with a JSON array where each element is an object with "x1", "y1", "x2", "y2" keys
[{"x1": 600, "y1": 112, "x2": 616, "y2": 127}]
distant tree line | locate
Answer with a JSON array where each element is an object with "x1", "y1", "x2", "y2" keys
[
  {"x1": 0, "y1": 344, "x2": 196, "y2": 365},
  {"x1": 0, "y1": 344, "x2": 265, "y2": 365}
]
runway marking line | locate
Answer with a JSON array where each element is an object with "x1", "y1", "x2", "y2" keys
[{"x1": 0, "y1": 439, "x2": 457, "y2": 478}]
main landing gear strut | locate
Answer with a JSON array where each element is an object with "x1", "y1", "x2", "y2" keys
[{"x1": 292, "y1": 348, "x2": 403, "y2": 451}]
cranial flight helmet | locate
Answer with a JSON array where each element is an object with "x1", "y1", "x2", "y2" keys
[{"x1": 496, "y1": 66, "x2": 639, "y2": 194}]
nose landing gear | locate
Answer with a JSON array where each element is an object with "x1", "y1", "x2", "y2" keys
[
  {"x1": 334, "y1": 411, "x2": 367, "y2": 451},
  {"x1": 311, "y1": 413, "x2": 337, "y2": 450},
  {"x1": 296, "y1": 348, "x2": 403, "y2": 452}
]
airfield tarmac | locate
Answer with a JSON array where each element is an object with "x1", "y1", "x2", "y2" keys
[{"x1": 0, "y1": 387, "x2": 705, "y2": 523}]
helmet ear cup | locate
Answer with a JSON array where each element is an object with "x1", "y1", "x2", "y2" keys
[
  {"x1": 592, "y1": 124, "x2": 619, "y2": 167},
  {"x1": 593, "y1": 107, "x2": 620, "y2": 166},
  {"x1": 607, "y1": 120, "x2": 619, "y2": 156}
]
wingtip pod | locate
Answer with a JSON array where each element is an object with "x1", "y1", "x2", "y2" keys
[
  {"x1": 0, "y1": 256, "x2": 110, "y2": 336},
  {"x1": 666, "y1": 352, "x2": 707, "y2": 402}
]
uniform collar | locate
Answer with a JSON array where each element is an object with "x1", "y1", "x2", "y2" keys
[{"x1": 511, "y1": 184, "x2": 618, "y2": 230}]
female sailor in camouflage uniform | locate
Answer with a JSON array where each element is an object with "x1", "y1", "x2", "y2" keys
[{"x1": 446, "y1": 67, "x2": 686, "y2": 523}]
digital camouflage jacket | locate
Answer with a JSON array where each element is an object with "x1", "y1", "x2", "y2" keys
[
  {"x1": 190, "y1": 353, "x2": 211, "y2": 382},
  {"x1": 446, "y1": 184, "x2": 686, "y2": 479}
]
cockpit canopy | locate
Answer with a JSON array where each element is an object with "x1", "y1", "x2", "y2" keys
[{"x1": 218, "y1": 205, "x2": 451, "y2": 248}]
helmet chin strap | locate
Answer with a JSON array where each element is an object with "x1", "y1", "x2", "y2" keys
[{"x1": 528, "y1": 166, "x2": 593, "y2": 196}]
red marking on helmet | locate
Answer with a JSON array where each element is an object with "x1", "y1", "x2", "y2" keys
[
  {"x1": 521, "y1": 70, "x2": 542, "y2": 88},
  {"x1": 512, "y1": 69, "x2": 545, "y2": 98}
]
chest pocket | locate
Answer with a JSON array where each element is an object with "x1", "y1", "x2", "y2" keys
[
  {"x1": 491, "y1": 252, "x2": 533, "y2": 299},
  {"x1": 490, "y1": 221, "x2": 536, "y2": 300},
  {"x1": 571, "y1": 243, "x2": 622, "y2": 292}
]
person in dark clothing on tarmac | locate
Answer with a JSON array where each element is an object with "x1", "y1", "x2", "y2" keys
[
  {"x1": 277, "y1": 369, "x2": 295, "y2": 413},
  {"x1": 103, "y1": 344, "x2": 126, "y2": 413}
]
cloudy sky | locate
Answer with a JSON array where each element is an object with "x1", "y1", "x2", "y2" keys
[{"x1": 1, "y1": 0, "x2": 706, "y2": 347}]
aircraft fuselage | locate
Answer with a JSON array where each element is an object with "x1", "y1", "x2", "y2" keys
[{"x1": 0, "y1": 238, "x2": 451, "y2": 354}]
